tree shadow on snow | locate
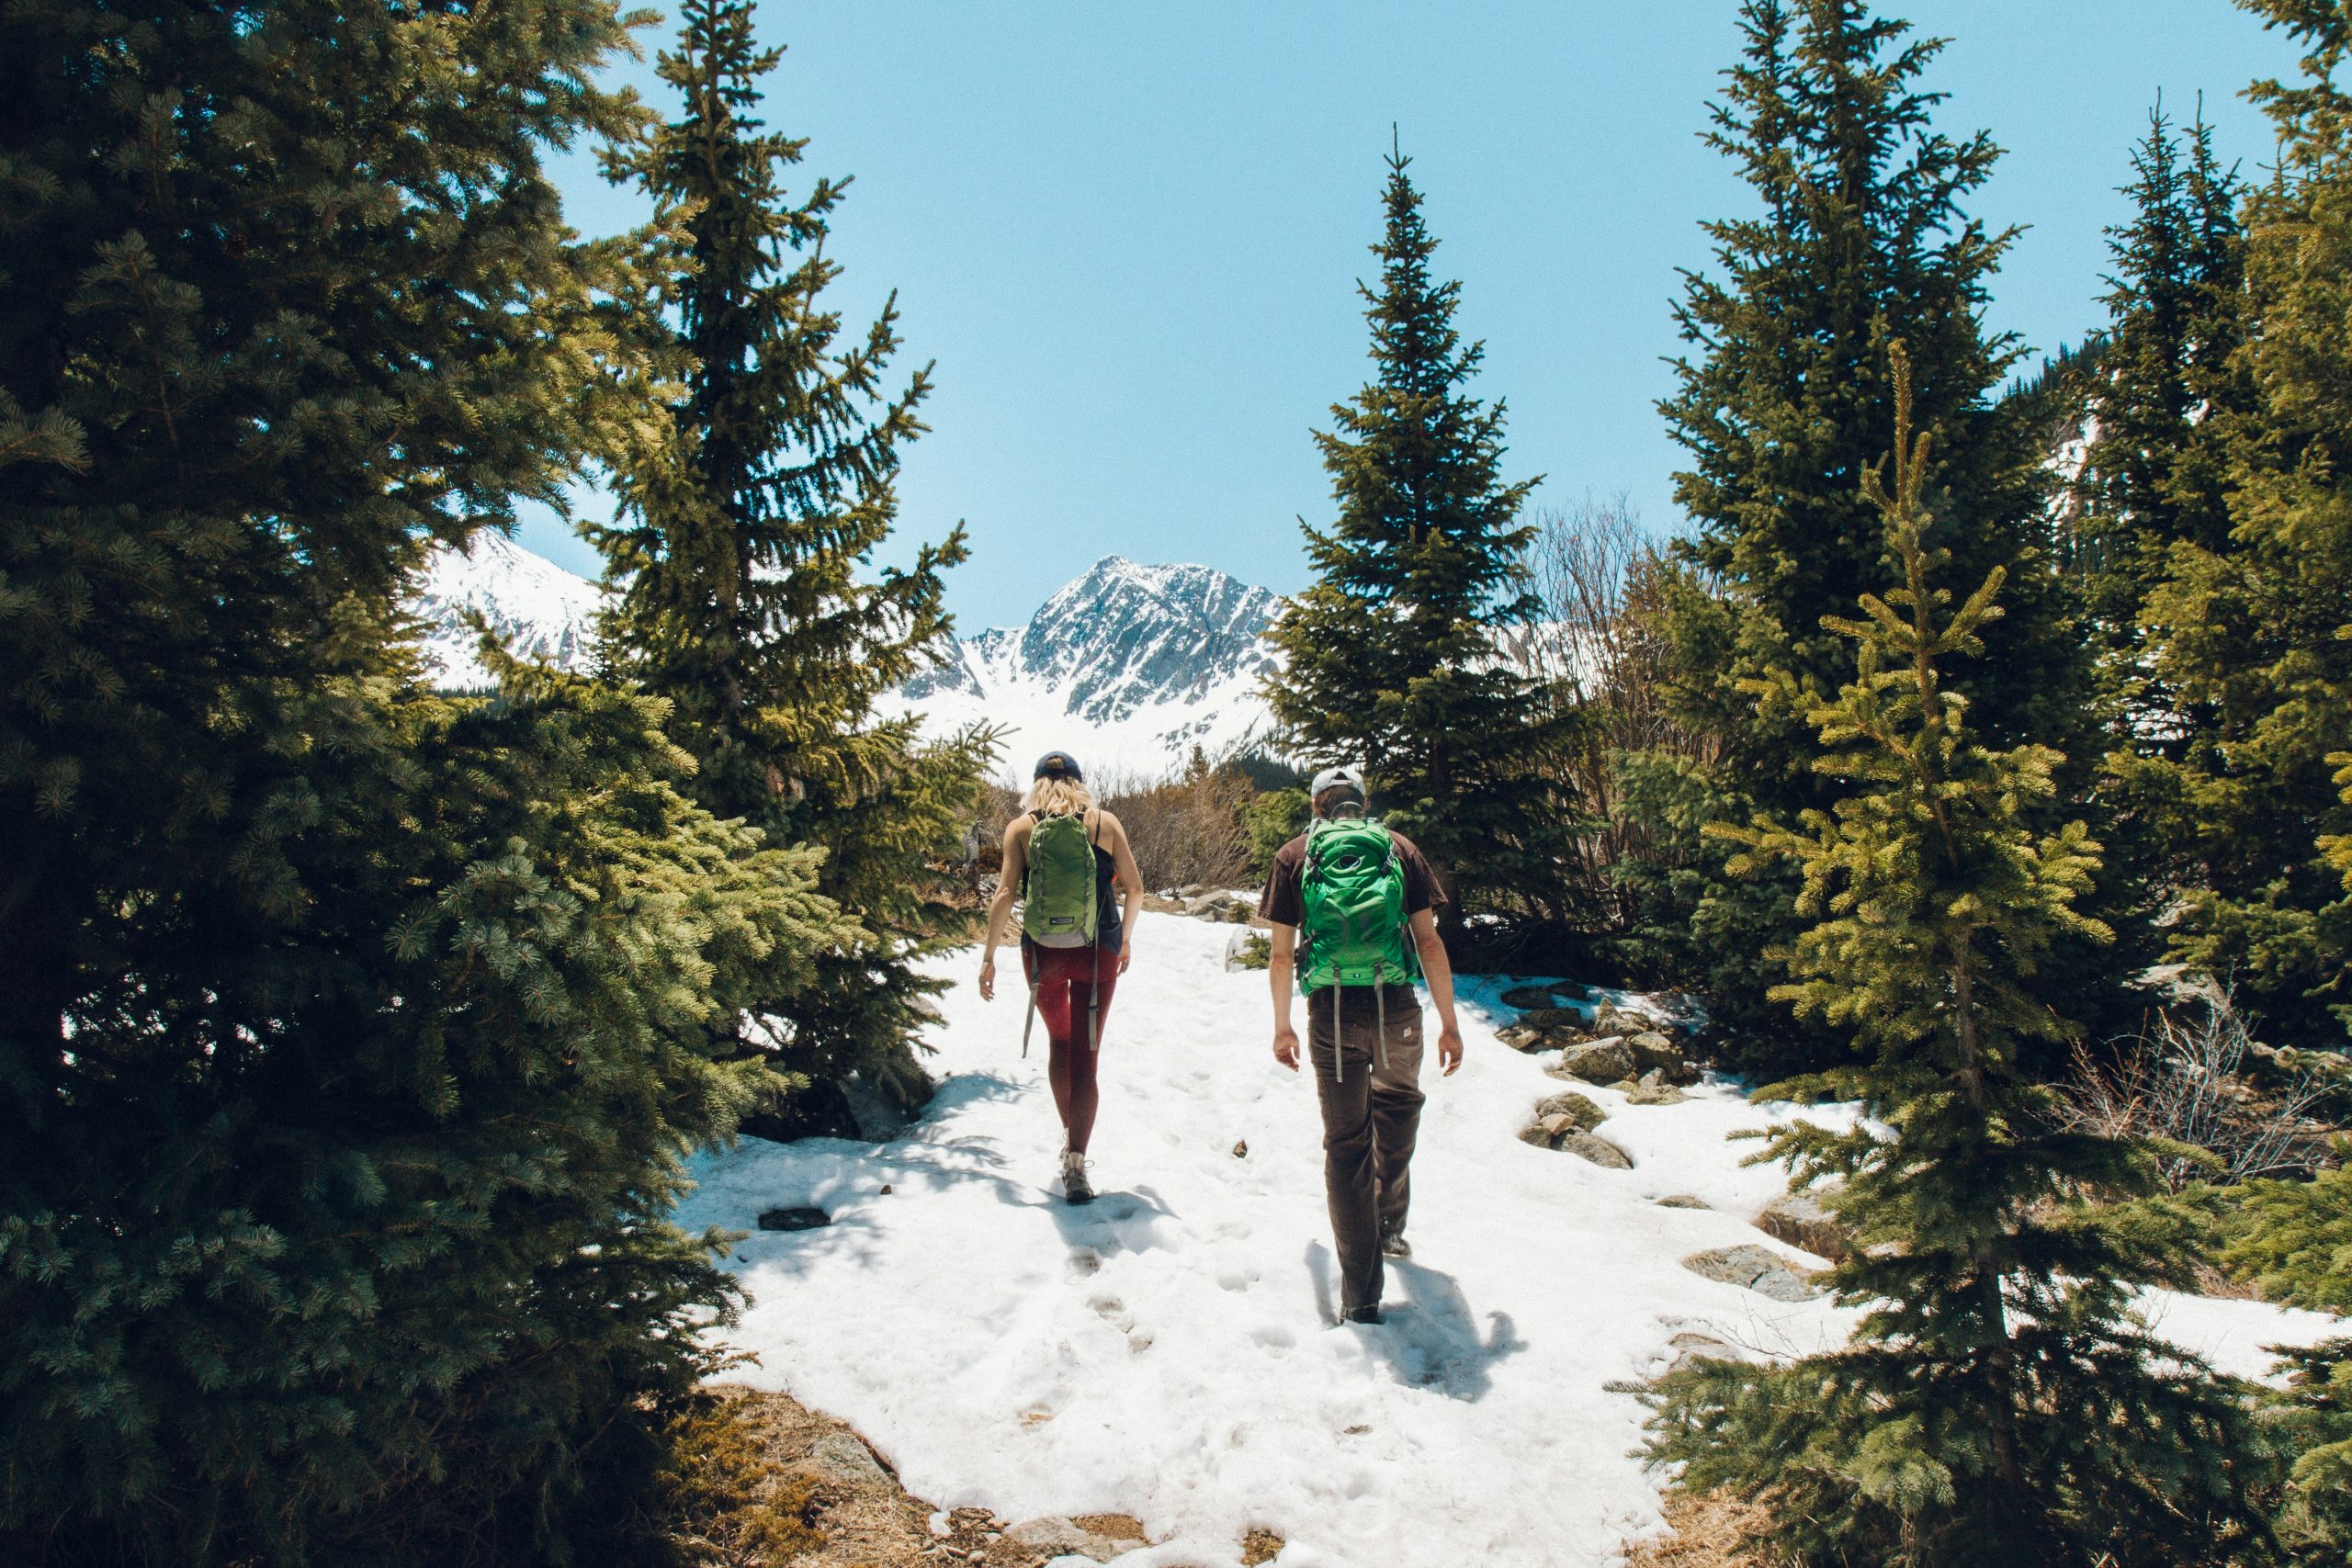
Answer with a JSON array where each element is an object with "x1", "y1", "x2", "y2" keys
[{"x1": 1305, "y1": 1241, "x2": 1526, "y2": 1401}]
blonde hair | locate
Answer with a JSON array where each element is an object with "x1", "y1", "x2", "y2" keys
[{"x1": 1023, "y1": 775, "x2": 1094, "y2": 818}]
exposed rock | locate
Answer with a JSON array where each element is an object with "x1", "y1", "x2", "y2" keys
[
  {"x1": 1683, "y1": 1244, "x2": 1824, "y2": 1302},
  {"x1": 1623, "y1": 1078, "x2": 1689, "y2": 1107},
  {"x1": 1498, "y1": 985, "x2": 1561, "y2": 1010},
  {"x1": 807, "y1": 1429, "x2": 893, "y2": 1489},
  {"x1": 1184, "y1": 891, "x2": 1255, "y2": 923},
  {"x1": 1656, "y1": 1193, "x2": 1712, "y2": 1209},
  {"x1": 1756, "y1": 1186, "x2": 1855, "y2": 1262},
  {"x1": 1231, "y1": 1139, "x2": 1248, "y2": 1158},
  {"x1": 1625, "y1": 1031, "x2": 1683, "y2": 1074},
  {"x1": 1004, "y1": 1514, "x2": 1149, "y2": 1562},
  {"x1": 1561, "y1": 1133, "x2": 1634, "y2": 1169},
  {"x1": 1496, "y1": 1022, "x2": 1544, "y2": 1051},
  {"x1": 1242, "y1": 1528, "x2": 1287, "y2": 1566},
  {"x1": 1555, "y1": 1036, "x2": 1635, "y2": 1083},
  {"x1": 1533, "y1": 1090, "x2": 1607, "y2": 1131},
  {"x1": 757, "y1": 1206, "x2": 831, "y2": 1232},
  {"x1": 1666, "y1": 1329, "x2": 1746, "y2": 1368},
  {"x1": 1517, "y1": 1006, "x2": 1588, "y2": 1032}
]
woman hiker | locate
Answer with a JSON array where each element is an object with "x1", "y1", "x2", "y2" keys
[{"x1": 978, "y1": 750, "x2": 1144, "y2": 1204}]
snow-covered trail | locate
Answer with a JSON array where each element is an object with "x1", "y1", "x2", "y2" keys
[{"x1": 679, "y1": 914, "x2": 2337, "y2": 1568}]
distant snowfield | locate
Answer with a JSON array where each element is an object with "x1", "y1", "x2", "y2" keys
[{"x1": 680, "y1": 917, "x2": 2340, "y2": 1568}]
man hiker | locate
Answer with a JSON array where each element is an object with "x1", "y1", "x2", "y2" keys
[
  {"x1": 1259, "y1": 764, "x2": 1463, "y2": 1325},
  {"x1": 978, "y1": 750, "x2": 1145, "y2": 1204}
]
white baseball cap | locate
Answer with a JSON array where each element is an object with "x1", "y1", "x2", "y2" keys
[{"x1": 1309, "y1": 764, "x2": 1366, "y2": 800}]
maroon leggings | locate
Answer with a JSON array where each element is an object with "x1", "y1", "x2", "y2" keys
[{"x1": 1025, "y1": 943, "x2": 1120, "y2": 1152}]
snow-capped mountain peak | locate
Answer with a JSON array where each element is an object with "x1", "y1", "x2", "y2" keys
[
  {"x1": 406, "y1": 540, "x2": 1285, "y2": 780},
  {"x1": 894, "y1": 555, "x2": 1283, "y2": 777},
  {"x1": 412, "y1": 532, "x2": 602, "y2": 690}
]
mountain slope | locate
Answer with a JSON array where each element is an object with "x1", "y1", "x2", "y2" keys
[
  {"x1": 888, "y1": 556, "x2": 1282, "y2": 777},
  {"x1": 413, "y1": 532, "x2": 603, "y2": 689},
  {"x1": 409, "y1": 541, "x2": 1284, "y2": 777}
]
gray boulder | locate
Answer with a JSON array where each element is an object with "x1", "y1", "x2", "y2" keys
[
  {"x1": 1561, "y1": 1133, "x2": 1634, "y2": 1169},
  {"x1": 1555, "y1": 1036, "x2": 1635, "y2": 1083},
  {"x1": 1005, "y1": 1516, "x2": 1148, "y2": 1562},
  {"x1": 1755, "y1": 1186, "x2": 1855, "y2": 1262},
  {"x1": 1625, "y1": 1030, "x2": 1682, "y2": 1074},
  {"x1": 1533, "y1": 1090, "x2": 1606, "y2": 1131},
  {"x1": 1683, "y1": 1244, "x2": 1824, "y2": 1302}
]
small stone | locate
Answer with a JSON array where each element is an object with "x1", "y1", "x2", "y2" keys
[
  {"x1": 1683, "y1": 1243, "x2": 1825, "y2": 1302},
  {"x1": 1561, "y1": 1133, "x2": 1634, "y2": 1169},
  {"x1": 1557, "y1": 1036, "x2": 1635, "y2": 1083},
  {"x1": 1496, "y1": 1023, "x2": 1543, "y2": 1050},
  {"x1": 1533, "y1": 1089, "x2": 1606, "y2": 1131},
  {"x1": 1626, "y1": 1031, "x2": 1683, "y2": 1074},
  {"x1": 1657, "y1": 1193, "x2": 1712, "y2": 1209},
  {"x1": 1666, "y1": 1329, "x2": 1745, "y2": 1368},
  {"x1": 880, "y1": 1183, "x2": 893, "y2": 1195},
  {"x1": 1623, "y1": 1081, "x2": 1690, "y2": 1106},
  {"x1": 1231, "y1": 1139, "x2": 1248, "y2": 1158},
  {"x1": 757, "y1": 1206, "x2": 831, "y2": 1231},
  {"x1": 1756, "y1": 1186, "x2": 1855, "y2": 1262},
  {"x1": 807, "y1": 1430, "x2": 892, "y2": 1489},
  {"x1": 1516, "y1": 1122, "x2": 1558, "y2": 1148}
]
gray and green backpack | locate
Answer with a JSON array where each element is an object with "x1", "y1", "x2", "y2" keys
[
  {"x1": 1022, "y1": 809, "x2": 1100, "y2": 949},
  {"x1": 1299, "y1": 817, "x2": 1419, "y2": 994}
]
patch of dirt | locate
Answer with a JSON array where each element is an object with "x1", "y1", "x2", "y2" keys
[
  {"x1": 1623, "y1": 1488, "x2": 1789, "y2": 1568},
  {"x1": 1239, "y1": 1527, "x2": 1286, "y2": 1564},
  {"x1": 652, "y1": 1385, "x2": 1206, "y2": 1566}
]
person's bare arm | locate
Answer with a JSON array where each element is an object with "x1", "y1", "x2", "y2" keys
[
  {"x1": 978, "y1": 818, "x2": 1026, "y2": 1002},
  {"x1": 1098, "y1": 809, "x2": 1147, "y2": 973},
  {"x1": 1268, "y1": 921, "x2": 1301, "y2": 1071},
  {"x1": 1410, "y1": 908, "x2": 1464, "y2": 1076}
]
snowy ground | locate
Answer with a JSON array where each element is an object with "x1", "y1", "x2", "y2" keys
[{"x1": 679, "y1": 914, "x2": 2342, "y2": 1568}]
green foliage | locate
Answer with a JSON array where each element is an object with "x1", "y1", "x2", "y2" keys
[
  {"x1": 2227, "y1": 1157, "x2": 2352, "y2": 1314},
  {"x1": 2133, "y1": 2, "x2": 2352, "y2": 1053},
  {"x1": 1634, "y1": 0, "x2": 2106, "y2": 1066},
  {"x1": 1641, "y1": 346, "x2": 2274, "y2": 1567},
  {"x1": 0, "y1": 4, "x2": 844, "y2": 1558},
  {"x1": 597, "y1": 0, "x2": 992, "y2": 1114},
  {"x1": 1244, "y1": 786, "x2": 1311, "y2": 876},
  {"x1": 1262, "y1": 148, "x2": 1577, "y2": 931}
]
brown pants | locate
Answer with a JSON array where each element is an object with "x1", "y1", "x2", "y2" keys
[{"x1": 1307, "y1": 984, "x2": 1425, "y2": 1319}]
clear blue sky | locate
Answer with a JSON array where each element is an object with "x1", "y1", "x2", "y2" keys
[{"x1": 523, "y1": 0, "x2": 2303, "y2": 630}]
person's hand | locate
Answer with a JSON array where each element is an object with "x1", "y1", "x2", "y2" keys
[
  {"x1": 1437, "y1": 1022, "x2": 1464, "y2": 1077},
  {"x1": 1272, "y1": 1023, "x2": 1300, "y2": 1073},
  {"x1": 1118, "y1": 943, "x2": 1134, "y2": 975},
  {"x1": 978, "y1": 953, "x2": 998, "y2": 1002}
]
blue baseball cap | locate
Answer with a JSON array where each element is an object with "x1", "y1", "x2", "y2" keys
[{"x1": 1034, "y1": 750, "x2": 1084, "y2": 782}]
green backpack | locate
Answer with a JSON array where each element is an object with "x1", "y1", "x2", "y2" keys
[
  {"x1": 1299, "y1": 817, "x2": 1419, "y2": 994},
  {"x1": 1022, "y1": 809, "x2": 1100, "y2": 949}
]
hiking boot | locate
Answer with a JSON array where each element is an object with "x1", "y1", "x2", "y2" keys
[
  {"x1": 1342, "y1": 1304, "x2": 1384, "y2": 1325},
  {"x1": 1379, "y1": 1224, "x2": 1411, "y2": 1259},
  {"x1": 1059, "y1": 1149, "x2": 1094, "y2": 1205}
]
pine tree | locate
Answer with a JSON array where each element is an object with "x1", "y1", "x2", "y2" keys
[
  {"x1": 598, "y1": 0, "x2": 989, "y2": 1118},
  {"x1": 2073, "y1": 104, "x2": 2245, "y2": 717},
  {"x1": 0, "y1": 5, "x2": 842, "y2": 1559},
  {"x1": 1262, "y1": 145, "x2": 1575, "y2": 931},
  {"x1": 2135, "y1": 2, "x2": 2352, "y2": 1053},
  {"x1": 1640, "y1": 345, "x2": 2274, "y2": 1567},
  {"x1": 1625, "y1": 0, "x2": 2098, "y2": 1069}
]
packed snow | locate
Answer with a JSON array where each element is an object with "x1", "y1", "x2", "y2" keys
[{"x1": 679, "y1": 915, "x2": 2340, "y2": 1567}]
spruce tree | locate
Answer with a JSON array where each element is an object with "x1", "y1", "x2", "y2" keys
[
  {"x1": 598, "y1": 0, "x2": 989, "y2": 1118},
  {"x1": 1641, "y1": 345, "x2": 2274, "y2": 1568},
  {"x1": 2136, "y1": 2, "x2": 2352, "y2": 1053},
  {"x1": 2074, "y1": 104, "x2": 2245, "y2": 654},
  {"x1": 0, "y1": 5, "x2": 843, "y2": 1559},
  {"x1": 1262, "y1": 146, "x2": 1575, "y2": 931},
  {"x1": 1626, "y1": 0, "x2": 2098, "y2": 1067}
]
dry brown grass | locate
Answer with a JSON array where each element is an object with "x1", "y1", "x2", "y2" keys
[{"x1": 1623, "y1": 1487, "x2": 1789, "y2": 1568}]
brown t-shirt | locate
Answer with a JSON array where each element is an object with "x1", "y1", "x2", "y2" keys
[{"x1": 1258, "y1": 824, "x2": 1442, "y2": 927}]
